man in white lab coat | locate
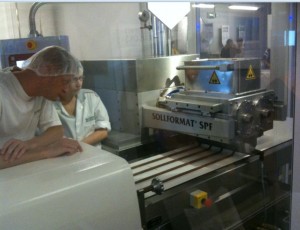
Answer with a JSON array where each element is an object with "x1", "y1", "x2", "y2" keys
[{"x1": 54, "y1": 73, "x2": 111, "y2": 148}]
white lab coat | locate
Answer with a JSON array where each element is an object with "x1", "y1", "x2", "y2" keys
[{"x1": 54, "y1": 89, "x2": 111, "y2": 148}]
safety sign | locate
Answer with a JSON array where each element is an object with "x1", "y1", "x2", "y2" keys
[
  {"x1": 246, "y1": 65, "x2": 256, "y2": 80},
  {"x1": 209, "y1": 71, "x2": 221, "y2": 84}
]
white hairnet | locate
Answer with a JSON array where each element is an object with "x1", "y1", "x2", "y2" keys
[{"x1": 22, "y1": 45, "x2": 83, "y2": 77}]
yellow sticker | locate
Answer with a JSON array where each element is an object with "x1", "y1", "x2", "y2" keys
[
  {"x1": 246, "y1": 65, "x2": 256, "y2": 80},
  {"x1": 209, "y1": 71, "x2": 220, "y2": 84}
]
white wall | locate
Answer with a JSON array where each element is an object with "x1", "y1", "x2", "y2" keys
[
  {"x1": 0, "y1": 2, "x2": 143, "y2": 60},
  {"x1": 0, "y1": 2, "x2": 199, "y2": 60},
  {"x1": 0, "y1": 2, "x2": 56, "y2": 39},
  {"x1": 0, "y1": 2, "x2": 19, "y2": 39},
  {"x1": 52, "y1": 3, "x2": 143, "y2": 60}
]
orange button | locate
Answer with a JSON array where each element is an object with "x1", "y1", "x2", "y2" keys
[{"x1": 26, "y1": 40, "x2": 37, "y2": 50}]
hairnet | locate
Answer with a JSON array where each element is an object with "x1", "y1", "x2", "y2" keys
[{"x1": 22, "y1": 45, "x2": 83, "y2": 77}]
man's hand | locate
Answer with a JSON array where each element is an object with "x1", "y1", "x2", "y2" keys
[
  {"x1": 44, "y1": 138, "x2": 83, "y2": 158},
  {"x1": 0, "y1": 138, "x2": 83, "y2": 169},
  {"x1": 0, "y1": 137, "x2": 82, "y2": 163},
  {"x1": 0, "y1": 139, "x2": 30, "y2": 162}
]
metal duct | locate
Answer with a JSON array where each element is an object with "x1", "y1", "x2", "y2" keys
[{"x1": 29, "y1": 2, "x2": 46, "y2": 37}]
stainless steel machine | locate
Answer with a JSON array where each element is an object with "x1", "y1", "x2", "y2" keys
[
  {"x1": 143, "y1": 58, "x2": 286, "y2": 153},
  {"x1": 83, "y1": 56, "x2": 285, "y2": 154},
  {"x1": 82, "y1": 56, "x2": 291, "y2": 230}
]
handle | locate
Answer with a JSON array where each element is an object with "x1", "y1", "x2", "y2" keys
[{"x1": 176, "y1": 64, "x2": 234, "y2": 72}]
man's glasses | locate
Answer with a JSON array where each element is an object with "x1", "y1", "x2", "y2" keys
[{"x1": 72, "y1": 76, "x2": 85, "y2": 82}]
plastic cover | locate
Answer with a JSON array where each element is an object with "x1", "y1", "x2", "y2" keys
[{"x1": 22, "y1": 45, "x2": 83, "y2": 77}]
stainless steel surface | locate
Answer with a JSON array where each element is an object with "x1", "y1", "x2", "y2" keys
[
  {"x1": 144, "y1": 91, "x2": 277, "y2": 150},
  {"x1": 135, "y1": 55, "x2": 199, "y2": 92},
  {"x1": 82, "y1": 55, "x2": 199, "y2": 151},
  {"x1": 82, "y1": 54, "x2": 198, "y2": 93},
  {"x1": 176, "y1": 64, "x2": 234, "y2": 71},
  {"x1": 142, "y1": 58, "x2": 279, "y2": 152},
  {"x1": 143, "y1": 103, "x2": 235, "y2": 144},
  {"x1": 82, "y1": 56, "x2": 282, "y2": 153},
  {"x1": 162, "y1": 89, "x2": 275, "y2": 115},
  {"x1": 183, "y1": 58, "x2": 261, "y2": 95}
]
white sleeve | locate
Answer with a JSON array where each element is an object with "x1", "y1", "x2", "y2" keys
[
  {"x1": 38, "y1": 99, "x2": 62, "y2": 132},
  {"x1": 92, "y1": 94, "x2": 111, "y2": 131}
]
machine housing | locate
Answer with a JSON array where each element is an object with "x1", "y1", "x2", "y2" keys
[{"x1": 143, "y1": 58, "x2": 281, "y2": 152}]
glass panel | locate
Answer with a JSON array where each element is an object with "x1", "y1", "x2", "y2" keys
[
  {"x1": 0, "y1": 2, "x2": 297, "y2": 230},
  {"x1": 80, "y1": 2, "x2": 296, "y2": 229},
  {"x1": 131, "y1": 3, "x2": 296, "y2": 230}
]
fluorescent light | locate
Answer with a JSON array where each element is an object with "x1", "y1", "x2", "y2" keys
[
  {"x1": 192, "y1": 4, "x2": 215, "y2": 9},
  {"x1": 284, "y1": 30, "x2": 296, "y2": 46},
  {"x1": 228, "y1": 5, "x2": 259, "y2": 11}
]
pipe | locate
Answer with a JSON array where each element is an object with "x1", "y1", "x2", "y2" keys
[
  {"x1": 14, "y1": 3, "x2": 21, "y2": 38},
  {"x1": 29, "y1": 2, "x2": 46, "y2": 37},
  {"x1": 151, "y1": 14, "x2": 158, "y2": 57}
]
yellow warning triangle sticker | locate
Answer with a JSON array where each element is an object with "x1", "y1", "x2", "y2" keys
[
  {"x1": 246, "y1": 65, "x2": 256, "y2": 80},
  {"x1": 209, "y1": 71, "x2": 220, "y2": 84}
]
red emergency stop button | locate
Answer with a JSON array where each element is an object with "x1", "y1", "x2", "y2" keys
[
  {"x1": 26, "y1": 40, "x2": 37, "y2": 50},
  {"x1": 202, "y1": 198, "x2": 213, "y2": 208}
]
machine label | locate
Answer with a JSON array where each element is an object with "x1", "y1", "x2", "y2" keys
[
  {"x1": 199, "y1": 121, "x2": 212, "y2": 130},
  {"x1": 246, "y1": 65, "x2": 256, "y2": 80},
  {"x1": 152, "y1": 113, "x2": 212, "y2": 131},
  {"x1": 209, "y1": 71, "x2": 220, "y2": 84}
]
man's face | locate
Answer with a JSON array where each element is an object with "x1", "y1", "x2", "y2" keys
[
  {"x1": 58, "y1": 75, "x2": 84, "y2": 101},
  {"x1": 69, "y1": 76, "x2": 84, "y2": 94},
  {"x1": 42, "y1": 75, "x2": 73, "y2": 101}
]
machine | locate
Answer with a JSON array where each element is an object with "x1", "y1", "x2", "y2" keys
[
  {"x1": 143, "y1": 57, "x2": 285, "y2": 153},
  {"x1": 83, "y1": 56, "x2": 285, "y2": 155},
  {"x1": 81, "y1": 56, "x2": 291, "y2": 229}
]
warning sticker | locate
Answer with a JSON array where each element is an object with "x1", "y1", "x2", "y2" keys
[
  {"x1": 209, "y1": 71, "x2": 220, "y2": 84},
  {"x1": 246, "y1": 65, "x2": 256, "y2": 80}
]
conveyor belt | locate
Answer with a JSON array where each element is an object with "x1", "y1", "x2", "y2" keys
[
  {"x1": 130, "y1": 143, "x2": 250, "y2": 198},
  {"x1": 131, "y1": 143, "x2": 200, "y2": 170},
  {"x1": 133, "y1": 145, "x2": 211, "y2": 176}
]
